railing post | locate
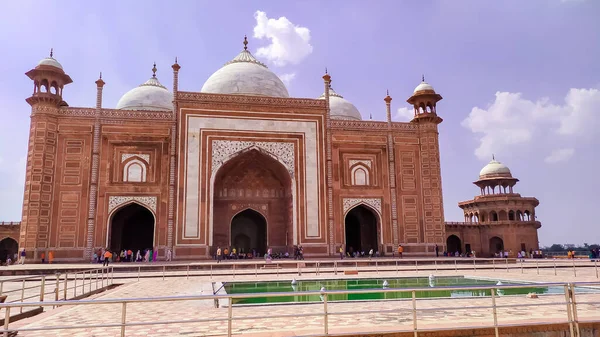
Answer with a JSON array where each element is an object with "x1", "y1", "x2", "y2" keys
[
  {"x1": 334, "y1": 261, "x2": 337, "y2": 275},
  {"x1": 493, "y1": 259, "x2": 495, "y2": 271},
  {"x1": 81, "y1": 271, "x2": 85, "y2": 294},
  {"x1": 572, "y1": 259, "x2": 577, "y2": 277},
  {"x1": 595, "y1": 259, "x2": 598, "y2": 278},
  {"x1": 434, "y1": 260, "x2": 437, "y2": 272},
  {"x1": 187, "y1": 265, "x2": 190, "y2": 280},
  {"x1": 521, "y1": 260, "x2": 523, "y2": 274},
  {"x1": 376, "y1": 261, "x2": 378, "y2": 274},
  {"x1": 396, "y1": 260, "x2": 399, "y2": 274},
  {"x1": 454, "y1": 259, "x2": 457, "y2": 273},
  {"x1": 95, "y1": 269, "x2": 99, "y2": 290},
  {"x1": 415, "y1": 260, "x2": 418, "y2": 273},
  {"x1": 111, "y1": 266, "x2": 114, "y2": 284},
  {"x1": 412, "y1": 290, "x2": 418, "y2": 337},
  {"x1": 323, "y1": 292, "x2": 329, "y2": 336},
  {"x1": 536, "y1": 260, "x2": 539, "y2": 275},
  {"x1": 564, "y1": 284, "x2": 575, "y2": 337},
  {"x1": 491, "y1": 288, "x2": 499, "y2": 337},
  {"x1": 63, "y1": 273, "x2": 68, "y2": 300},
  {"x1": 570, "y1": 283, "x2": 581, "y2": 337},
  {"x1": 256, "y1": 263, "x2": 258, "y2": 278},
  {"x1": 0, "y1": 280, "x2": 3, "y2": 296},
  {"x1": 74, "y1": 273, "x2": 77, "y2": 298},
  {"x1": 210, "y1": 264, "x2": 213, "y2": 280},
  {"x1": 3, "y1": 307, "x2": 10, "y2": 337},
  {"x1": 276, "y1": 263, "x2": 279, "y2": 277},
  {"x1": 505, "y1": 258, "x2": 508, "y2": 272},
  {"x1": 473, "y1": 259, "x2": 476, "y2": 272},
  {"x1": 121, "y1": 302, "x2": 127, "y2": 337},
  {"x1": 163, "y1": 265, "x2": 166, "y2": 281},
  {"x1": 138, "y1": 266, "x2": 141, "y2": 282},
  {"x1": 227, "y1": 297, "x2": 233, "y2": 337},
  {"x1": 20, "y1": 279, "x2": 25, "y2": 313},
  {"x1": 40, "y1": 275, "x2": 46, "y2": 302},
  {"x1": 554, "y1": 259, "x2": 557, "y2": 276}
]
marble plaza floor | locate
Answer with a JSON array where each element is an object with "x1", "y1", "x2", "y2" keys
[{"x1": 4, "y1": 261, "x2": 600, "y2": 337}]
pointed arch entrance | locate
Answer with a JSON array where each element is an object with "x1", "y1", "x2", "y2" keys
[
  {"x1": 344, "y1": 205, "x2": 379, "y2": 254},
  {"x1": 446, "y1": 235, "x2": 462, "y2": 254},
  {"x1": 230, "y1": 209, "x2": 267, "y2": 254},
  {"x1": 489, "y1": 236, "x2": 504, "y2": 255},
  {"x1": 109, "y1": 203, "x2": 155, "y2": 252},
  {"x1": 213, "y1": 148, "x2": 293, "y2": 255},
  {"x1": 0, "y1": 238, "x2": 18, "y2": 263}
]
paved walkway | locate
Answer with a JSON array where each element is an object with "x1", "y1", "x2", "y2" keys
[{"x1": 6, "y1": 266, "x2": 600, "y2": 337}]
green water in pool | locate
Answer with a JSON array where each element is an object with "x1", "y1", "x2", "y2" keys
[{"x1": 223, "y1": 276, "x2": 563, "y2": 305}]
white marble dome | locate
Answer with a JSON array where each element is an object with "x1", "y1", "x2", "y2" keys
[
  {"x1": 116, "y1": 74, "x2": 172, "y2": 111},
  {"x1": 318, "y1": 87, "x2": 362, "y2": 121},
  {"x1": 479, "y1": 159, "x2": 512, "y2": 178},
  {"x1": 413, "y1": 81, "x2": 435, "y2": 93},
  {"x1": 201, "y1": 48, "x2": 289, "y2": 98},
  {"x1": 37, "y1": 56, "x2": 63, "y2": 70}
]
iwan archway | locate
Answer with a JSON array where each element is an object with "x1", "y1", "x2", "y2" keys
[
  {"x1": 212, "y1": 148, "x2": 293, "y2": 254},
  {"x1": 344, "y1": 205, "x2": 380, "y2": 255},
  {"x1": 108, "y1": 203, "x2": 155, "y2": 253}
]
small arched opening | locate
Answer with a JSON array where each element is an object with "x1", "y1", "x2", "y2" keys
[
  {"x1": 490, "y1": 211, "x2": 498, "y2": 222},
  {"x1": 345, "y1": 205, "x2": 379, "y2": 255},
  {"x1": 446, "y1": 235, "x2": 462, "y2": 254},
  {"x1": 489, "y1": 236, "x2": 504, "y2": 255},
  {"x1": 230, "y1": 209, "x2": 267, "y2": 255},
  {"x1": 0, "y1": 238, "x2": 18, "y2": 263},
  {"x1": 109, "y1": 203, "x2": 155, "y2": 253},
  {"x1": 508, "y1": 210, "x2": 515, "y2": 221}
]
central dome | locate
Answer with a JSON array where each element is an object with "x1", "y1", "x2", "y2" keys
[
  {"x1": 317, "y1": 87, "x2": 362, "y2": 120},
  {"x1": 201, "y1": 38, "x2": 289, "y2": 98}
]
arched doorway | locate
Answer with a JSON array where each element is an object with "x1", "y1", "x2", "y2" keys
[
  {"x1": 0, "y1": 238, "x2": 18, "y2": 262},
  {"x1": 230, "y1": 209, "x2": 267, "y2": 255},
  {"x1": 446, "y1": 235, "x2": 462, "y2": 254},
  {"x1": 345, "y1": 205, "x2": 379, "y2": 254},
  {"x1": 213, "y1": 148, "x2": 293, "y2": 254},
  {"x1": 109, "y1": 203, "x2": 155, "y2": 253},
  {"x1": 489, "y1": 236, "x2": 504, "y2": 255}
]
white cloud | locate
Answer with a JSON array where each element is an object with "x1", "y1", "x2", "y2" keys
[
  {"x1": 395, "y1": 107, "x2": 415, "y2": 121},
  {"x1": 545, "y1": 148, "x2": 575, "y2": 164},
  {"x1": 279, "y1": 73, "x2": 296, "y2": 86},
  {"x1": 462, "y1": 89, "x2": 600, "y2": 160},
  {"x1": 253, "y1": 11, "x2": 313, "y2": 67}
]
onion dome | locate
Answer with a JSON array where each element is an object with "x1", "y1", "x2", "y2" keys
[
  {"x1": 317, "y1": 87, "x2": 362, "y2": 120},
  {"x1": 201, "y1": 36, "x2": 289, "y2": 98},
  {"x1": 413, "y1": 75, "x2": 436, "y2": 94},
  {"x1": 116, "y1": 63, "x2": 172, "y2": 111},
  {"x1": 36, "y1": 49, "x2": 63, "y2": 70},
  {"x1": 479, "y1": 157, "x2": 513, "y2": 179}
]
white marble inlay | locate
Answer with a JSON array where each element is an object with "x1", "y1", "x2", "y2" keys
[
  {"x1": 343, "y1": 198, "x2": 382, "y2": 216},
  {"x1": 349, "y1": 159, "x2": 372, "y2": 169},
  {"x1": 184, "y1": 114, "x2": 321, "y2": 241},
  {"x1": 212, "y1": 140, "x2": 295, "y2": 176},
  {"x1": 108, "y1": 196, "x2": 157, "y2": 214},
  {"x1": 121, "y1": 153, "x2": 150, "y2": 163}
]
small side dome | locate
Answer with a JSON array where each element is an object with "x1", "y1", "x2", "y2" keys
[
  {"x1": 36, "y1": 49, "x2": 63, "y2": 70},
  {"x1": 479, "y1": 158, "x2": 512, "y2": 179},
  {"x1": 318, "y1": 87, "x2": 362, "y2": 121},
  {"x1": 413, "y1": 79, "x2": 435, "y2": 94},
  {"x1": 201, "y1": 36, "x2": 289, "y2": 98},
  {"x1": 116, "y1": 64, "x2": 172, "y2": 111}
]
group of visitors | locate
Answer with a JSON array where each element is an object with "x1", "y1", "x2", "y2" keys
[
  {"x1": 93, "y1": 247, "x2": 173, "y2": 265},
  {"x1": 214, "y1": 247, "x2": 261, "y2": 261},
  {"x1": 589, "y1": 248, "x2": 600, "y2": 260},
  {"x1": 3, "y1": 249, "x2": 53, "y2": 266}
]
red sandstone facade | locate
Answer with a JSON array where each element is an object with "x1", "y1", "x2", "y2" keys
[{"x1": 8, "y1": 43, "x2": 540, "y2": 261}]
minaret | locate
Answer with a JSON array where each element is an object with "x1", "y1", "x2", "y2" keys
[
  {"x1": 84, "y1": 73, "x2": 105, "y2": 259},
  {"x1": 21, "y1": 50, "x2": 72, "y2": 256},
  {"x1": 322, "y1": 69, "x2": 335, "y2": 254},
  {"x1": 168, "y1": 58, "x2": 180, "y2": 255},
  {"x1": 384, "y1": 90, "x2": 399, "y2": 247},
  {"x1": 406, "y1": 76, "x2": 445, "y2": 252}
]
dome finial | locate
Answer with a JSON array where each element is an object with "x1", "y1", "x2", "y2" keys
[
  {"x1": 492, "y1": 154, "x2": 495, "y2": 161},
  {"x1": 152, "y1": 62, "x2": 157, "y2": 78},
  {"x1": 370, "y1": 113, "x2": 373, "y2": 120},
  {"x1": 422, "y1": 74, "x2": 425, "y2": 82},
  {"x1": 243, "y1": 35, "x2": 248, "y2": 51},
  {"x1": 50, "y1": 48, "x2": 53, "y2": 58},
  {"x1": 99, "y1": 72, "x2": 102, "y2": 79},
  {"x1": 325, "y1": 67, "x2": 328, "y2": 74},
  {"x1": 175, "y1": 56, "x2": 178, "y2": 64}
]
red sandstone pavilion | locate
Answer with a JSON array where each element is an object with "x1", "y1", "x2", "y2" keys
[{"x1": 5, "y1": 38, "x2": 541, "y2": 262}]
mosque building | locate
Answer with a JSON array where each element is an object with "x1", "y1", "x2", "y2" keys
[{"x1": 2, "y1": 37, "x2": 541, "y2": 261}]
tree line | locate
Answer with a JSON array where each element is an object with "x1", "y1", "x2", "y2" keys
[{"x1": 541, "y1": 243, "x2": 600, "y2": 252}]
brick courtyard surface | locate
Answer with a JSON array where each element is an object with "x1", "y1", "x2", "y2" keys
[{"x1": 3, "y1": 259, "x2": 600, "y2": 336}]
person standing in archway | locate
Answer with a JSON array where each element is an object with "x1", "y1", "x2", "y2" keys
[
  {"x1": 103, "y1": 249, "x2": 112, "y2": 266},
  {"x1": 216, "y1": 247, "x2": 222, "y2": 263},
  {"x1": 435, "y1": 244, "x2": 439, "y2": 257},
  {"x1": 398, "y1": 245, "x2": 403, "y2": 259},
  {"x1": 339, "y1": 246, "x2": 344, "y2": 260},
  {"x1": 48, "y1": 251, "x2": 54, "y2": 264}
]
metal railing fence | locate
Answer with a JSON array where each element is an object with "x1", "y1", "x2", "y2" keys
[
  {"x1": 0, "y1": 281, "x2": 598, "y2": 337},
  {"x1": 0, "y1": 266, "x2": 114, "y2": 312}
]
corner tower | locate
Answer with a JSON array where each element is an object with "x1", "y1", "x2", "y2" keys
[
  {"x1": 404, "y1": 77, "x2": 445, "y2": 252},
  {"x1": 20, "y1": 50, "x2": 72, "y2": 257}
]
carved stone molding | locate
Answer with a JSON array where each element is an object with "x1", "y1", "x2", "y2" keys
[
  {"x1": 349, "y1": 159, "x2": 372, "y2": 169},
  {"x1": 177, "y1": 91, "x2": 326, "y2": 109},
  {"x1": 59, "y1": 107, "x2": 173, "y2": 120},
  {"x1": 211, "y1": 140, "x2": 295, "y2": 177},
  {"x1": 108, "y1": 196, "x2": 157, "y2": 214},
  {"x1": 343, "y1": 198, "x2": 382, "y2": 215},
  {"x1": 121, "y1": 153, "x2": 150, "y2": 163}
]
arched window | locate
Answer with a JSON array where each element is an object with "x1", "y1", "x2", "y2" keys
[
  {"x1": 351, "y1": 164, "x2": 370, "y2": 186},
  {"x1": 123, "y1": 159, "x2": 147, "y2": 182}
]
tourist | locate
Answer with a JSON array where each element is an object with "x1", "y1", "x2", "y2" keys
[
  {"x1": 136, "y1": 250, "x2": 141, "y2": 262},
  {"x1": 166, "y1": 249, "x2": 172, "y2": 261},
  {"x1": 368, "y1": 248, "x2": 374, "y2": 260},
  {"x1": 144, "y1": 249, "x2": 150, "y2": 262},
  {"x1": 216, "y1": 247, "x2": 222, "y2": 263},
  {"x1": 232, "y1": 247, "x2": 237, "y2": 260},
  {"x1": 398, "y1": 245, "x2": 403, "y2": 258},
  {"x1": 19, "y1": 249, "x2": 26, "y2": 265},
  {"x1": 153, "y1": 247, "x2": 158, "y2": 262},
  {"x1": 6, "y1": 256, "x2": 11, "y2": 265},
  {"x1": 103, "y1": 249, "x2": 112, "y2": 266},
  {"x1": 93, "y1": 251, "x2": 98, "y2": 263},
  {"x1": 339, "y1": 246, "x2": 344, "y2": 260},
  {"x1": 435, "y1": 244, "x2": 439, "y2": 257},
  {"x1": 41, "y1": 252, "x2": 45, "y2": 264},
  {"x1": 48, "y1": 251, "x2": 54, "y2": 264},
  {"x1": 223, "y1": 248, "x2": 229, "y2": 260}
]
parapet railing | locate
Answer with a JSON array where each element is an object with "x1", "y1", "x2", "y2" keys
[
  {"x1": 0, "y1": 267, "x2": 114, "y2": 313},
  {"x1": 0, "y1": 281, "x2": 597, "y2": 337},
  {"x1": 107, "y1": 257, "x2": 600, "y2": 280}
]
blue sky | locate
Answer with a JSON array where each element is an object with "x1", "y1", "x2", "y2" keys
[{"x1": 1, "y1": 0, "x2": 598, "y2": 246}]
